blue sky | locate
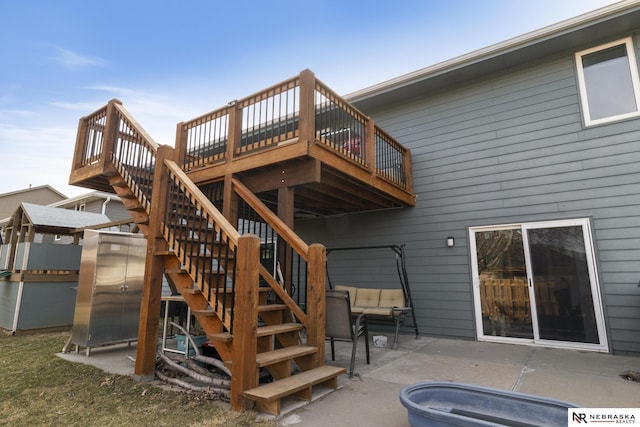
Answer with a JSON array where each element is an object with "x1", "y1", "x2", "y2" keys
[{"x1": 0, "y1": 0, "x2": 619, "y2": 198}]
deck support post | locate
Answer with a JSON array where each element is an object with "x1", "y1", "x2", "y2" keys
[
  {"x1": 224, "y1": 174, "x2": 239, "y2": 225},
  {"x1": 134, "y1": 144, "x2": 174, "y2": 379},
  {"x1": 230, "y1": 234, "x2": 261, "y2": 411},
  {"x1": 277, "y1": 187, "x2": 295, "y2": 295}
]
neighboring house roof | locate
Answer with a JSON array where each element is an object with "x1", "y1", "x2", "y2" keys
[
  {"x1": 0, "y1": 184, "x2": 67, "y2": 200},
  {"x1": 0, "y1": 185, "x2": 68, "y2": 223},
  {"x1": 47, "y1": 190, "x2": 121, "y2": 209},
  {"x1": 20, "y1": 202, "x2": 111, "y2": 234},
  {"x1": 347, "y1": 0, "x2": 640, "y2": 110}
]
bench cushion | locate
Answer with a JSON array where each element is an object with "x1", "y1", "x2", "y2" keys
[
  {"x1": 354, "y1": 288, "x2": 380, "y2": 308},
  {"x1": 379, "y1": 289, "x2": 405, "y2": 308},
  {"x1": 332, "y1": 286, "x2": 407, "y2": 318}
]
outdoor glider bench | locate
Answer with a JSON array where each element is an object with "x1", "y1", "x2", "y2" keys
[
  {"x1": 326, "y1": 245, "x2": 419, "y2": 349},
  {"x1": 334, "y1": 285, "x2": 413, "y2": 349}
]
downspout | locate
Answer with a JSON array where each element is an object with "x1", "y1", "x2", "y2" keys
[{"x1": 101, "y1": 197, "x2": 111, "y2": 216}]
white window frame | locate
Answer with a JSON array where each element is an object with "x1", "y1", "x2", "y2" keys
[
  {"x1": 469, "y1": 218, "x2": 609, "y2": 353},
  {"x1": 575, "y1": 37, "x2": 640, "y2": 126}
]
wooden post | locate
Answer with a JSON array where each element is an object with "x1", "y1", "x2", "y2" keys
[
  {"x1": 230, "y1": 234, "x2": 260, "y2": 411},
  {"x1": 298, "y1": 69, "x2": 316, "y2": 146},
  {"x1": 403, "y1": 148, "x2": 413, "y2": 191},
  {"x1": 226, "y1": 102, "x2": 242, "y2": 162},
  {"x1": 5, "y1": 210, "x2": 20, "y2": 272},
  {"x1": 102, "y1": 99, "x2": 122, "y2": 165},
  {"x1": 365, "y1": 118, "x2": 376, "y2": 175},
  {"x1": 70, "y1": 116, "x2": 88, "y2": 170},
  {"x1": 277, "y1": 187, "x2": 295, "y2": 295},
  {"x1": 134, "y1": 144, "x2": 174, "y2": 379},
  {"x1": 223, "y1": 174, "x2": 239, "y2": 225},
  {"x1": 174, "y1": 122, "x2": 187, "y2": 166},
  {"x1": 306, "y1": 243, "x2": 326, "y2": 367}
]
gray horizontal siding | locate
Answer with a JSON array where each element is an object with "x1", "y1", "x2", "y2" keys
[{"x1": 300, "y1": 35, "x2": 640, "y2": 354}]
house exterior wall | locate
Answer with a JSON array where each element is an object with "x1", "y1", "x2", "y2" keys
[
  {"x1": 68, "y1": 197, "x2": 129, "y2": 222},
  {"x1": 0, "y1": 186, "x2": 66, "y2": 220},
  {"x1": 299, "y1": 35, "x2": 640, "y2": 355}
]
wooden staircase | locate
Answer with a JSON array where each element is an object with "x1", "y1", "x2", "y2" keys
[{"x1": 69, "y1": 100, "x2": 344, "y2": 415}]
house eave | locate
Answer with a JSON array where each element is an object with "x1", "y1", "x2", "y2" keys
[{"x1": 347, "y1": 0, "x2": 640, "y2": 111}]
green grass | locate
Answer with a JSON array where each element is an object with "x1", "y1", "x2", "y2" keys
[{"x1": 0, "y1": 331, "x2": 277, "y2": 427}]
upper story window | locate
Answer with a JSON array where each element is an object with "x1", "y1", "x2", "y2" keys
[{"x1": 575, "y1": 37, "x2": 640, "y2": 126}]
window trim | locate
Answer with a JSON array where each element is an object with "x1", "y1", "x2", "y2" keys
[{"x1": 575, "y1": 37, "x2": 640, "y2": 126}]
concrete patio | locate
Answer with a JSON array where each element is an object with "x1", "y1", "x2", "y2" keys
[
  {"x1": 282, "y1": 333, "x2": 640, "y2": 426},
  {"x1": 58, "y1": 331, "x2": 640, "y2": 426}
]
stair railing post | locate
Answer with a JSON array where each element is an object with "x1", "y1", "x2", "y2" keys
[
  {"x1": 102, "y1": 99, "x2": 122, "y2": 164},
  {"x1": 134, "y1": 144, "x2": 174, "y2": 380},
  {"x1": 70, "y1": 115, "x2": 89, "y2": 170},
  {"x1": 174, "y1": 121, "x2": 187, "y2": 167},
  {"x1": 230, "y1": 234, "x2": 260, "y2": 411},
  {"x1": 306, "y1": 243, "x2": 326, "y2": 366}
]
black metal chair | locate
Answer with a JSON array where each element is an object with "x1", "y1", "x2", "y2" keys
[{"x1": 325, "y1": 289, "x2": 370, "y2": 378}]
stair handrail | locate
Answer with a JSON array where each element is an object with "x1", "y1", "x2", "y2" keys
[
  {"x1": 161, "y1": 160, "x2": 242, "y2": 329},
  {"x1": 110, "y1": 102, "x2": 161, "y2": 213},
  {"x1": 231, "y1": 177, "x2": 309, "y2": 325},
  {"x1": 231, "y1": 178, "x2": 309, "y2": 259},
  {"x1": 164, "y1": 160, "x2": 241, "y2": 245}
]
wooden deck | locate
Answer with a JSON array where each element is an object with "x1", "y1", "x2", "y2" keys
[
  {"x1": 65, "y1": 69, "x2": 415, "y2": 414},
  {"x1": 70, "y1": 69, "x2": 415, "y2": 219}
]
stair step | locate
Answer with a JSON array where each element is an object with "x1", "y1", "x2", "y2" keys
[
  {"x1": 207, "y1": 322, "x2": 303, "y2": 343},
  {"x1": 256, "y1": 345, "x2": 317, "y2": 368},
  {"x1": 257, "y1": 323, "x2": 303, "y2": 337},
  {"x1": 165, "y1": 268, "x2": 188, "y2": 274},
  {"x1": 243, "y1": 365, "x2": 345, "y2": 413},
  {"x1": 191, "y1": 309, "x2": 216, "y2": 316},
  {"x1": 208, "y1": 332, "x2": 232, "y2": 342},
  {"x1": 154, "y1": 249, "x2": 175, "y2": 256},
  {"x1": 258, "y1": 304, "x2": 288, "y2": 312},
  {"x1": 178, "y1": 287, "x2": 201, "y2": 295}
]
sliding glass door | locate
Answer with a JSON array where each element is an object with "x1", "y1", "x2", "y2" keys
[{"x1": 470, "y1": 219, "x2": 608, "y2": 351}]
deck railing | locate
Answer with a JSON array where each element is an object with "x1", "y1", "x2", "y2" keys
[
  {"x1": 72, "y1": 99, "x2": 319, "y2": 333},
  {"x1": 111, "y1": 104, "x2": 159, "y2": 213},
  {"x1": 78, "y1": 108, "x2": 107, "y2": 167},
  {"x1": 177, "y1": 70, "x2": 411, "y2": 191}
]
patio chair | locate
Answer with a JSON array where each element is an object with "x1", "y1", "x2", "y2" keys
[{"x1": 325, "y1": 289, "x2": 370, "y2": 378}]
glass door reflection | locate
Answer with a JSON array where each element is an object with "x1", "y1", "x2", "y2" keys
[
  {"x1": 475, "y1": 228, "x2": 533, "y2": 339},
  {"x1": 526, "y1": 226, "x2": 599, "y2": 344}
]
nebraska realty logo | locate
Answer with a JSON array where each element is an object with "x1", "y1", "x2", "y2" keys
[{"x1": 569, "y1": 408, "x2": 639, "y2": 425}]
